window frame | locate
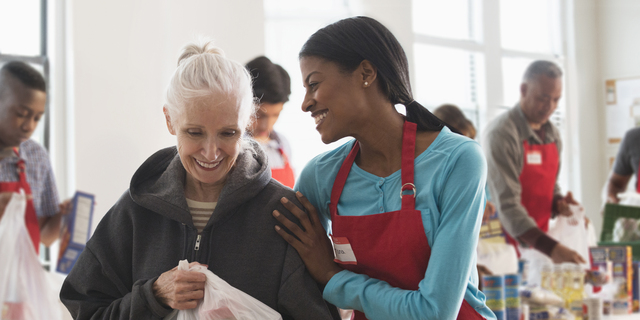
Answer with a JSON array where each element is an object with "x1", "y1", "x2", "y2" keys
[{"x1": 411, "y1": 0, "x2": 574, "y2": 192}]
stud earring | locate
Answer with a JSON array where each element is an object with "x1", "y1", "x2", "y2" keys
[{"x1": 364, "y1": 81, "x2": 369, "y2": 87}]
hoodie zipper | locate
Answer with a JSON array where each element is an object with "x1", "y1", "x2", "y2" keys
[
  {"x1": 191, "y1": 233, "x2": 202, "y2": 262},
  {"x1": 184, "y1": 224, "x2": 202, "y2": 262},
  {"x1": 194, "y1": 234, "x2": 202, "y2": 251}
]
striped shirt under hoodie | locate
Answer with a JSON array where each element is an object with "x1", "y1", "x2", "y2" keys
[{"x1": 185, "y1": 198, "x2": 216, "y2": 234}]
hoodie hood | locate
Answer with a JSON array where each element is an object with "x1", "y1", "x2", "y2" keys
[{"x1": 129, "y1": 140, "x2": 271, "y2": 227}]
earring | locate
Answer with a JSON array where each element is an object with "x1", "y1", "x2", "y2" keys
[{"x1": 364, "y1": 81, "x2": 369, "y2": 87}]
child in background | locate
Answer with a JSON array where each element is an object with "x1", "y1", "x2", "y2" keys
[
  {"x1": 246, "y1": 56, "x2": 295, "y2": 188},
  {"x1": 0, "y1": 61, "x2": 70, "y2": 250}
]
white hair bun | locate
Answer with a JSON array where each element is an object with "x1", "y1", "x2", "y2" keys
[
  {"x1": 164, "y1": 38, "x2": 256, "y2": 135},
  {"x1": 177, "y1": 40, "x2": 225, "y2": 66}
]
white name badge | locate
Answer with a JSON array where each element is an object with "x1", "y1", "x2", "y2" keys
[
  {"x1": 331, "y1": 236, "x2": 357, "y2": 265},
  {"x1": 526, "y1": 151, "x2": 542, "y2": 165}
]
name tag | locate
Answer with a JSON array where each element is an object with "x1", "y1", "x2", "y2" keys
[
  {"x1": 526, "y1": 151, "x2": 542, "y2": 165},
  {"x1": 331, "y1": 236, "x2": 357, "y2": 265}
]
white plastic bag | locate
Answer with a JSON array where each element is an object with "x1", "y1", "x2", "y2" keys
[
  {"x1": 476, "y1": 239, "x2": 519, "y2": 275},
  {"x1": 0, "y1": 192, "x2": 62, "y2": 320},
  {"x1": 176, "y1": 260, "x2": 282, "y2": 320},
  {"x1": 618, "y1": 192, "x2": 640, "y2": 207},
  {"x1": 547, "y1": 204, "x2": 590, "y2": 269}
]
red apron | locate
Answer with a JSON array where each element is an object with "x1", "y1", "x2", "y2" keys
[
  {"x1": 0, "y1": 148, "x2": 40, "y2": 253},
  {"x1": 637, "y1": 159, "x2": 640, "y2": 193},
  {"x1": 271, "y1": 147, "x2": 295, "y2": 189},
  {"x1": 505, "y1": 140, "x2": 559, "y2": 254},
  {"x1": 329, "y1": 121, "x2": 484, "y2": 320}
]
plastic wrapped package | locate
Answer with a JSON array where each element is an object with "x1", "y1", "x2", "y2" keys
[
  {"x1": 612, "y1": 218, "x2": 640, "y2": 242},
  {"x1": 520, "y1": 286, "x2": 564, "y2": 307},
  {"x1": 612, "y1": 192, "x2": 640, "y2": 242}
]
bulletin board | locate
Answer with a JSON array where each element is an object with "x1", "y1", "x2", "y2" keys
[{"x1": 604, "y1": 77, "x2": 640, "y2": 169}]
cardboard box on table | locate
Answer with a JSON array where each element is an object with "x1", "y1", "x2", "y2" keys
[
  {"x1": 608, "y1": 246, "x2": 633, "y2": 314},
  {"x1": 633, "y1": 261, "x2": 639, "y2": 313},
  {"x1": 56, "y1": 191, "x2": 94, "y2": 274}
]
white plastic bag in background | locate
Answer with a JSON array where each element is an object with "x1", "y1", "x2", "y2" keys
[
  {"x1": 176, "y1": 260, "x2": 282, "y2": 320},
  {"x1": 618, "y1": 192, "x2": 640, "y2": 207},
  {"x1": 476, "y1": 240, "x2": 519, "y2": 275},
  {"x1": 547, "y1": 204, "x2": 590, "y2": 269},
  {"x1": 0, "y1": 192, "x2": 62, "y2": 320}
]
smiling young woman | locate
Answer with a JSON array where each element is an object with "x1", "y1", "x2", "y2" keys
[{"x1": 272, "y1": 16, "x2": 497, "y2": 320}]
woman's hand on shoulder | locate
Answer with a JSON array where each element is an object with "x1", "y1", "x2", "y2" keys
[
  {"x1": 153, "y1": 261, "x2": 207, "y2": 310},
  {"x1": 273, "y1": 191, "x2": 342, "y2": 285}
]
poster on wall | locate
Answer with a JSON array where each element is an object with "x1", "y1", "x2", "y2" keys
[{"x1": 605, "y1": 77, "x2": 640, "y2": 169}]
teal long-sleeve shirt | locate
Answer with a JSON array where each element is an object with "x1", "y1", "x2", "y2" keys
[{"x1": 294, "y1": 127, "x2": 497, "y2": 320}]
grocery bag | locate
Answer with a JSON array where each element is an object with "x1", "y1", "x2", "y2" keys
[
  {"x1": 547, "y1": 204, "x2": 590, "y2": 269},
  {"x1": 176, "y1": 260, "x2": 282, "y2": 320},
  {"x1": 476, "y1": 239, "x2": 519, "y2": 275},
  {"x1": 0, "y1": 192, "x2": 62, "y2": 320}
]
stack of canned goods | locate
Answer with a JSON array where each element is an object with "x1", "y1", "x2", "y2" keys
[{"x1": 482, "y1": 274, "x2": 521, "y2": 320}]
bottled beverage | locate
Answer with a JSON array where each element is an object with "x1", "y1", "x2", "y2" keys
[
  {"x1": 541, "y1": 264, "x2": 553, "y2": 291},
  {"x1": 552, "y1": 264, "x2": 565, "y2": 297},
  {"x1": 564, "y1": 264, "x2": 585, "y2": 320}
]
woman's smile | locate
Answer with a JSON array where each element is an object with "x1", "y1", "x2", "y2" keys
[
  {"x1": 194, "y1": 157, "x2": 223, "y2": 170},
  {"x1": 312, "y1": 110, "x2": 328, "y2": 126}
]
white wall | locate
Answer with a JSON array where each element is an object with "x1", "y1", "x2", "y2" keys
[
  {"x1": 598, "y1": 0, "x2": 640, "y2": 79},
  {"x1": 569, "y1": 0, "x2": 605, "y2": 235},
  {"x1": 574, "y1": 0, "x2": 640, "y2": 236},
  {"x1": 66, "y1": 0, "x2": 265, "y2": 227},
  {"x1": 569, "y1": 0, "x2": 640, "y2": 236}
]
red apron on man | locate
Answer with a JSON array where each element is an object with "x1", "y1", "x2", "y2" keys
[
  {"x1": 504, "y1": 140, "x2": 559, "y2": 254},
  {"x1": 329, "y1": 121, "x2": 485, "y2": 320},
  {"x1": 270, "y1": 147, "x2": 295, "y2": 189},
  {"x1": 0, "y1": 148, "x2": 40, "y2": 253},
  {"x1": 636, "y1": 159, "x2": 640, "y2": 193}
]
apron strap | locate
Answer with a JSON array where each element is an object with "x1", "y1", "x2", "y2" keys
[
  {"x1": 400, "y1": 121, "x2": 417, "y2": 210},
  {"x1": 329, "y1": 121, "x2": 418, "y2": 215},
  {"x1": 329, "y1": 141, "x2": 360, "y2": 215}
]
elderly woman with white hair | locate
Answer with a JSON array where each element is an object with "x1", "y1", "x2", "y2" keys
[{"x1": 60, "y1": 41, "x2": 340, "y2": 320}]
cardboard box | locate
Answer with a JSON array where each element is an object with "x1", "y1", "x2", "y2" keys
[
  {"x1": 633, "y1": 261, "x2": 639, "y2": 313},
  {"x1": 56, "y1": 191, "x2": 94, "y2": 274},
  {"x1": 479, "y1": 209, "x2": 506, "y2": 243},
  {"x1": 591, "y1": 247, "x2": 609, "y2": 270},
  {"x1": 607, "y1": 246, "x2": 633, "y2": 314}
]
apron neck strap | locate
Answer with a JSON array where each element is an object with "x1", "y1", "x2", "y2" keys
[
  {"x1": 330, "y1": 121, "x2": 418, "y2": 213},
  {"x1": 400, "y1": 121, "x2": 417, "y2": 209},
  {"x1": 329, "y1": 141, "x2": 360, "y2": 212}
]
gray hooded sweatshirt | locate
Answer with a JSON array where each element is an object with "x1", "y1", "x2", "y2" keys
[{"x1": 60, "y1": 142, "x2": 340, "y2": 320}]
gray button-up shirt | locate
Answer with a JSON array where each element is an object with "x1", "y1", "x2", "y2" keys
[{"x1": 483, "y1": 104, "x2": 563, "y2": 239}]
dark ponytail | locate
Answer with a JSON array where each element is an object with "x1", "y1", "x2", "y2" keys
[
  {"x1": 300, "y1": 16, "x2": 446, "y2": 132},
  {"x1": 405, "y1": 100, "x2": 445, "y2": 132}
]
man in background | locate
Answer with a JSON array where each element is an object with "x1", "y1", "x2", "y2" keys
[
  {"x1": 484, "y1": 60, "x2": 585, "y2": 264},
  {"x1": 605, "y1": 126, "x2": 640, "y2": 203}
]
